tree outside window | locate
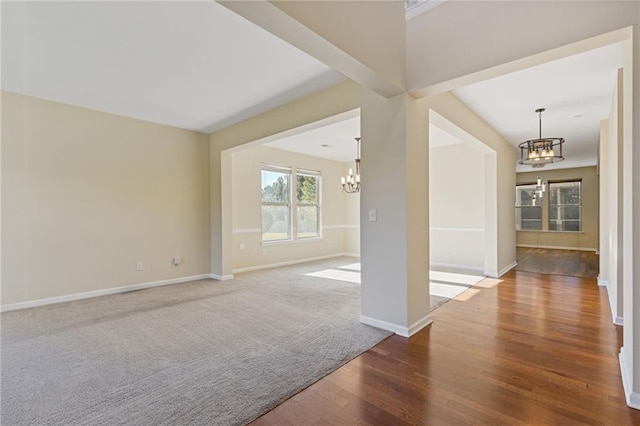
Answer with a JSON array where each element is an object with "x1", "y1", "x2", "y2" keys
[
  {"x1": 296, "y1": 172, "x2": 320, "y2": 238},
  {"x1": 261, "y1": 165, "x2": 321, "y2": 242},
  {"x1": 549, "y1": 181, "x2": 581, "y2": 231},
  {"x1": 261, "y1": 168, "x2": 290, "y2": 241}
]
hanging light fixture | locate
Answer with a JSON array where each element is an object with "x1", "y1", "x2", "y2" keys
[
  {"x1": 531, "y1": 176, "x2": 546, "y2": 204},
  {"x1": 341, "y1": 137, "x2": 361, "y2": 193},
  {"x1": 518, "y1": 108, "x2": 565, "y2": 168}
]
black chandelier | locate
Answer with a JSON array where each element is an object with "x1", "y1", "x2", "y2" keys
[{"x1": 518, "y1": 108, "x2": 565, "y2": 168}]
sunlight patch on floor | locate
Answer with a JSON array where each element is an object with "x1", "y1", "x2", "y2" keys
[
  {"x1": 430, "y1": 271, "x2": 484, "y2": 286},
  {"x1": 306, "y1": 269, "x2": 361, "y2": 284},
  {"x1": 429, "y1": 282, "x2": 472, "y2": 299},
  {"x1": 339, "y1": 263, "x2": 361, "y2": 271}
]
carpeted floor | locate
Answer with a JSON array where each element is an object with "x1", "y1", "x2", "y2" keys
[{"x1": 1, "y1": 257, "x2": 392, "y2": 425}]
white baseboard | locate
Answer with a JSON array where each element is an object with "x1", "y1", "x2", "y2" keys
[
  {"x1": 341, "y1": 253, "x2": 361, "y2": 258},
  {"x1": 232, "y1": 253, "x2": 359, "y2": 274},
  {"x1": 430, "y1": 262, "x2": 484, "y2": 274},
  {"x1": 516, "y1": 244, "x2": 597, "y2": 252},
  {"x1": 614, "y1": 316, "x2": 624, "y2": 326},
  {"x1": 485, "y1": 261, "x2": 517, "y2": 278},
  {"x1": 597, "y1": 276, "x2": 608, "y2": 287},
  {"x1": 210, "y1": 273, "x2": 234, "y2": 281},
  {"x1": 360, "y1": 314, "x2": 433, "y2": 338},
  {"x1": 407, "y1": 314, "x2": 433, "y2": 337},
  {"x1": 0, "y1": 274, "x2": 212, "y2": 313},
  {"x1": 619, "y1": 350, "x2": 640, "y2": 409}
]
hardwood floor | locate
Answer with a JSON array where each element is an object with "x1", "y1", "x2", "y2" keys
[
  {"x1": 515, "y1": 247, "x2": 599, "y2": 279},
  {"x1": 251, "y1": 271, "x2": 639, "y2": 425}
]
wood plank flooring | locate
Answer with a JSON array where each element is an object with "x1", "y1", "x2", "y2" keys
[
  {"x1": 515, "y1": 247, "x2": 599, "y2": 279},
  {"x1": 251, "y1": 271, "x2": 639, "y2": 425}
]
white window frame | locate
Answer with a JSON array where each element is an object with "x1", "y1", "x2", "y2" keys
[
  {"x1": 515, "y1": 183, "x2": 542, "y2": 231},
  {"x1": 261, "y1": 164, "x2": 322, "y2": 244},
  {"x1": 261, "y1": 164, "x2": 292, "y2": 242},
  {"x1": 549, "y1": 180, "x2": 582, "y2": 232},
  {"x1": 295, "y1": 169, "x2": 321, "y2": 239}
]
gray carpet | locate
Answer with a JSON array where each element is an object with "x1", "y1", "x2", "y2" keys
[{"x1": 1, "y1": 257, "x2": 392, "y2": 425}]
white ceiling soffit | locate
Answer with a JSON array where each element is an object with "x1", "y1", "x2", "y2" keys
[
  {"x1": 406, "y1": 0, "x2": 450, "y2": 20},
  {"x1": 264, "y1": 117, "x2": 469, "y2": 163},
  {"x1": 265, "y1": 116, "x2": 361, "y2": 163},
  {"x1": 429, "y1": 123, "x2": 463, "y2": 149},
  {"x1": 1, "y1": 1, "x2": 345, "y2": 133},
  {"x1": 453, "y1": 42, "x2": 623, "y2": 173}
]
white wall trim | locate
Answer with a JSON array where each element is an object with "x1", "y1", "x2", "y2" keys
[
  {"x1": 619, "y1": 350, "x2": 640, "y2": 409},
  {"x1": 322, "y1": 224, "x2": 360, "y2": 230},
  {"x1": 233, "y1": 225, "x2": 359, "y2": 234},
  {"x1": 341, "y1": 253, "x2": 361, "y2": 258},
  {"x1": 430, "y1": 262, "x2": 484, "y2": 274},
  {"x1": 485, "y1": 261, "x2": 517, "y2": 278},
  {"x1": 614, "y1": 316, "x2": 623, "y2": 326},
  {"x1": 0, "y1": 274, "x2": 212, "y2": 313},
  {"x1": 430, "y1": 227, "x2": 484, "y2": 233},
  {"x1": 516, "y1": 244, "x2": 598, "y2": 252},
  {"x1": 232, "y1": 228, "x2": 261, "y2": 234},
  {"x1": 233, "y1": 253, "x2": 358, "y2": 274},
  {"x1": 210, "y1": 273, "x2": 234, "y2": 281},
  {"x1": 360, "y1": 314, "x2": 433, "y2": 337},
  {"x1": 407, "y1": 314, "x2": 434, "y2": 337},
  {"x1": 597, "y1": 276, "x2": 608, "y2": 287}
]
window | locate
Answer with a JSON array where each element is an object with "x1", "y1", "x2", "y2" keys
[
  {"x1": 261, "y1": 166, "x2": 291, "y2": 241},
  {"x1": 296, "y1": 170, "x2": 320, "y2": 238},
  {"x1": 515, "y1": 184, "x2": 542, "y2": 230},
  {"x1": 549, "y1": 181, "x2": 581, "y2": 231},
  {"x1": 261, "y1": 164, "x2": 321, "y2": 242}
]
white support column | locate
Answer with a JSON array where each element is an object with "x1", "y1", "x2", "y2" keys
[
  {"x1": 619, "y1": 24, "x2": 640, "y2": 410},
  {"x1": 209, "y1": 144, "x2": 234, "y2": 281},
  {"x1": 359, "y1": 89, "x2": 431, "y2": 337}
]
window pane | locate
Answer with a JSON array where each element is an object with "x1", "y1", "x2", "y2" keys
[
  {"x1": 262, "y1": 205, "x2": 290, "y2": 241},
  {"x1": 261, "y1": 170, "x2": 289, "y2": 203},
  {"x1": 563, "y1": 206, "x2": 580, "y2": 220},
  {"x1": 549, "y1": 181, "x2": 581, "y2": 232},
  {"x1": 521, "y1": 220, "x2": 542, "y2": 230},
  {"x1": 516, "y1": 206, "x2": 541, "y2": 230},
  {"x1": 516, "y1": 185, "x2": 541, "y2": 207},
  {"x1": 297, "y1": 205, "x2": 318, "y2": 238},
  {"x1": 297, "y1": 174, "x2": 318, "y2": 204},
  {"x1": 521, "y1": 206, "x2": 541, "y2": 220}
]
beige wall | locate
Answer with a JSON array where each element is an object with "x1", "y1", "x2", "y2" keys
[
  {"x1": 516, "y1": 166, "x2": 598, "y2": 251},
  {"x1": 1, "y1": 92, "x2": 211, "y2": 306},
  {"x1": 425, "y1": 92, "x2": 516, "y2": 277},
  {"x1": 230, "y1": 145, "x2": 359, "y2": 271},
  {"x1": 210, "y1": 80, "x2": 361, "y2": 278},
  {"x1": 429, "y1": 142, "x2": 486, "y2": 272}
]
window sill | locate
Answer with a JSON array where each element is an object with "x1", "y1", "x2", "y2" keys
[
  {"x1": 516, "y1": 230, "x2": 584, "y2": 234},
  {"x1": 261, "y1": 236, "x2": 323, "y2": 246}
]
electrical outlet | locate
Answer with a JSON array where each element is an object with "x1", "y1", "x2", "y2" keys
[
  {"x1": 262, "y1": 248, "x2": 267, "y2": 256},
  {"x1": 452, "y1": 248, "x2": 457, "y2": 255},
  {"x1": 369, "y1": 208, "x2": 377, "y2": 222},
  {"x1": 136, "y1": 261, "x2": 144, "y2": 271},
  {"x1": 239, "y1": 243, "x2": 246, "y2": 250},
  {"x1": 172, "y1": 256, "x2": 182, "y2": 266}
]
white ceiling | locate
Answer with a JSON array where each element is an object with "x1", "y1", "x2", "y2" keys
[
  {"x1": 453, "y1": 43, "x2": 623, "y2": 172},
  {"x1": 265, "y1": 116, "x2": 361, "y2": 163},
  {"x1": 1, "y1": 1, "x2": 345, "y2": 133},
  {"x1": 2, "y1": 2, "x2": 622, "y2": 172},
  {"x1": 264, "y1": 44, "x2": 622, "y2": 168}
]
